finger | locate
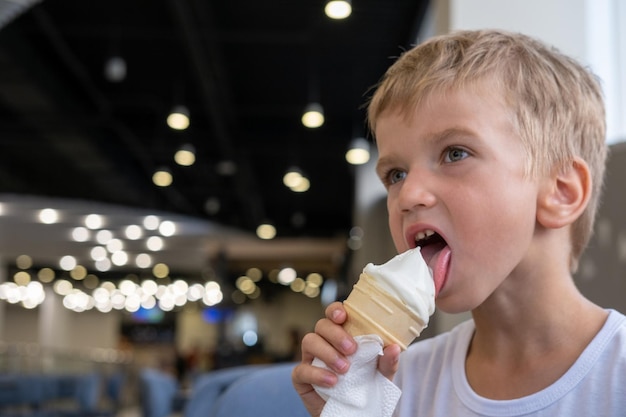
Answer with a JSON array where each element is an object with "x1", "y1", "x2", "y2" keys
[
  {"x1": 291, "y1": 363, "x2": 329, "y2": 417},
  {"x1": 325, "y1": 301, "x2": 347, "y2": 324},
  {"x1": 292, "y1": 361, "x2": 337, "y2": 391},
  {"x1": 301, "y1": 331, "x2": 351, "y2": 374},
  {"x1": 314, "y1": 316, "x2": 357, "y2": 357},
  {"x1": 378, "y1": 343, "x2": 401, "y2": 381}
]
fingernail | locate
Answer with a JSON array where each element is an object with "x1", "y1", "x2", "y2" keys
[
  {"x1": 334, "y1": 357, "x2": 348, "y2": 372},
  {"x1": 331, "y1": 309, "x2": 341, "y2": 321},
  {"x1": 322, "y1": 372, "x2": 337, "y2": 386},
  {"x1": 340, "y1": 338, "x2": 354, "y2": 352}
]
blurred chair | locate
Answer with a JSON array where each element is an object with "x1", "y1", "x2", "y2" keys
[
  {"x1": 100, "y1": 370, "x2": 126, "y2": 415},
  {"x1": 183, "y1": 364, "x2": 267, "y2": 417},
  {"x1": 44, "y1": 373, "x2": 102, "y2": 417},
  {"x1": 75, "y1": 373, "x2": 102, "y2": 415},
  {"x1": 209, "y1": 363, "x2": 308, "y2": 417},
  {"x1": 0, "y1": 374, "x2": 44, "y2": 417},
  {"x1": 139, "y1": 368, "x2": 180, "y2": 417}
]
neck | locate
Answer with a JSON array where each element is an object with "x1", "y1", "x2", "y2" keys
[{"x1": 470, "y1": 266, "x2": 606, "y2": 360}]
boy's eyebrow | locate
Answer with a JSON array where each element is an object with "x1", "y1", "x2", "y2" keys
[
  {"x1": 375, "y1": 126, "x2": 478, "y2": 174},
  {"x1": 429, "y1": 126, "x2": 477, "y2": 143}
]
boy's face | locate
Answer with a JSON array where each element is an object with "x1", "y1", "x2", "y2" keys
[{"x1": 374, "y1": 88, "x2": 540, "y2": 313}]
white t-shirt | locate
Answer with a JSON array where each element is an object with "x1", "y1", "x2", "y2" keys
[{"x1": 393, "y1": 309, "x2": 626, "y2": 416}]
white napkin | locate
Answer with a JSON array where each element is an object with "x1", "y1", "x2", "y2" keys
[{"x1": 312, "y1": 335, "x2": 401, "y2": 417}]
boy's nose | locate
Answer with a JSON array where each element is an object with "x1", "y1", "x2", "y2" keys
[{"x1": 397, "y1": 173, "x2": 437, "y2": 211}]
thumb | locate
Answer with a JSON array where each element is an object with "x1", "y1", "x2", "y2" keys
[{"x1": 378, "y1": 343, "x2": 401, "y2": 381}]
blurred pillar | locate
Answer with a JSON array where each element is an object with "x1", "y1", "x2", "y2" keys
[
  {"x1": 39, "y1": 286, "x2": 72, "y2": 347},
  {"x1": 0, "y1": 259, "x2": 5, "y2": 338},
  {"x1": 349, "y1": 147, "x2": 395, "y2": 283}
]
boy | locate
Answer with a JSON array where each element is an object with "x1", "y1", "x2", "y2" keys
[{"x1": 292, "y1": 29, "x2": 626, "y2": 416}]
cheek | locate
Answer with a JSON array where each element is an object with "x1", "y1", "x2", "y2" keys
[
  {"x1": 471, "y1": 192, "x2": 537, "y2": 261},
  {"x1": 387, "y1": 209, "x2": 405, "y2": 249}
]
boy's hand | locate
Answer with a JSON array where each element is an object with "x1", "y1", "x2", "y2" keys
[{"x1": 291, "y1": 302, "x2": 402, "y2": 416}]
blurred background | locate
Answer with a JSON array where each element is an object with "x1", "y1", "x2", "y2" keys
[{"x1": 0, "y1": 0, "x2": 623, "y2": 416}]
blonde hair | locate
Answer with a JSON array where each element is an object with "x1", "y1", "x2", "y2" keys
[{"x1": 367, "y1": 29, "x2": 607, "y2": 271}]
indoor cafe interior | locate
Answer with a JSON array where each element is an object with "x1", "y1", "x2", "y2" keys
[{"x1": 0, "y1": 0, "x2": 624, "y2": 416}]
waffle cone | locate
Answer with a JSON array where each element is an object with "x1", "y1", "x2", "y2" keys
[{"x1": 343, "y1": 273, "x2": 427, "y2": 351}]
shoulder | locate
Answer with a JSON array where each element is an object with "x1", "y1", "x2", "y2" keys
[
  {"x1": 577, "y1": 309, "x2": 626, "y2": 383},
  {"x1": 599, "y1": 309, "x2": 626, "y2": 345},
  {"x1": 602, "y1": 309, "x2": 626, "y2": 360}
]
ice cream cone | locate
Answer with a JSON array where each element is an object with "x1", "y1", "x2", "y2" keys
[{"x1": 343, "y1": 272, "x2": 427, "y2": 351}]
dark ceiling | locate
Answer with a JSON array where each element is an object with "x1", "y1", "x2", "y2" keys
[{"x1": 0, "y1": 0, "x2": 428, "y2": 242}]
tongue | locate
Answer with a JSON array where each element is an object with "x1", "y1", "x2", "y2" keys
[{"x1": 428, "y1": 245, "x2": 451, "y2": 297}]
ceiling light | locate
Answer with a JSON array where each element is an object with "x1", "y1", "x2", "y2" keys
[
  {"x1": 38, "y1": 268, "x2": 55, "y2": 283},
  {"x1": 256, "y1": 223, "x2": 276, "y2": 240},
  {"x1": 95, "y1": 258, "x2": 112, "y2": 272},
  {"x1": 325, "y1": 0, "x2": 352, "y2": 19},
  {"x1": 283, "y1": 166, "x2": 310, "y2": 192},
  {"x1": 283, "y1": 166, "x2": 303, "y2": 188},
  {"x1": 96, "y1": 229, "x2": 113, "y2": 244},
  {"x1": 111, "y1": 251, "x2": 129, "y2": 266},
  {"x1": 53, "y1": 279, "x2": 73, "y2": 295},
  {"x1": 291, "y1": 177, "x2": 310, "y2": 192},
  {"x1": 16, "y1": 254, "x2": 32, "y2": 270},
  {"x1": 277, "y1": 267, "x2": 297, "y2": 285},
  {"x1": 174, "y1": 143, "x2": 196, "y2": 166},
  {"x1": 167, "y1": 105, "x2": 190, "y2": 130},
  {"x1": 301, "y1": 102, "x2": 324, "y2": 128},
  {"x1": 125, "y1": 225, "x2": 142, "y2": 240},
  {"x1": 147, "y1": 236, "x2": 164, "y2": 251},
  {"x1": 106, "y1": 238, "x2": 123, "y2": 253},
  {"x1": 159, "y1": 220, "x2": 176, "y2": 236},
  {"x1": 143, "y1": 215, "x2": 160, "y2": 230},
  {"x1": 153, "y1": 263, "x2": 169, "y2": 278},
  {"x1": 85, "y1": 213, "x2": 104, "y2": 229},
  {"x1": 70, "y1": 265, "x2": 87, "y2": 280},
  {"x1": 104, "y1": 56, "x2": 127, "y2": 82},
  {"x1": 39, "y1": 208, "x2": 58, "y2": 224},
  {"x1": 59, "y1": 255, "x2": 77, "y2": 271},
  {"x1": 90, "y1": 246, "x2": 107, "y2": 261},
  {"x1": 345, "y1": 137, "x2": 371, "y2": 165},
  {"x1": 216, "y1": 160, "x2": 237, "y2": 176},
  {"x1": 153, "y1": 167, "x2": 173, "y2": 187},
  {"x1": 136, "y1": 253, "x2": 153, "y2": 269},
  {"x1": 71, "y1": 226, "x2": 90, "y2": 242}
]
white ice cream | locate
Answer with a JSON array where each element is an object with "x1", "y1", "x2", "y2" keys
[{"x1": 363, "y1": 247, "x2": 435, "y2": 324}]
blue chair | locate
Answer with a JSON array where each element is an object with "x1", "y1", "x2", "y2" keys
[
  {"x1": 184, "y1": 364, "x2": 267, "y2": 417},
  {"x1": 40, "y1": 373, "x2": 102, "y2": 417},
  {"x1": 101, "y1": 371, "x2": 126, "y2": 414},
  {"x1": 0, "y1": 374, "x2": 50, "y2": 417},
  {"x1": 75, "y1": 373, "x2": 101, "y2": 414},
  {"x1": 209, "y1": 363, "x2": 309, "y2": 417},
  {"x1": 0, "y1": 374, "x2": 37, "y2": 416},
  {"x1": 139, "y1": 368, "x2": 180, "y2": 417}
]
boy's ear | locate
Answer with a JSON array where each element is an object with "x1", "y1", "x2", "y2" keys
[{"x1": 536, "y1": 157, "x2": 591, "y2": 229}]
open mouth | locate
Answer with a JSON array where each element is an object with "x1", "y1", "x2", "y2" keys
[
  {"x1": 415, "y1": 230, "x2": 450, "y2": 297},
  {"x1": 415, "y1": 231, "x2": 446, "y2": 262}
]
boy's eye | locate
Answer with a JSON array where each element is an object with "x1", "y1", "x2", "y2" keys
[
  {"x1": 444, "y1": 147, "x2": 469, "y2": 163},
  {"x1": 387, "y1": 169, "x2": 406, "y2": 185}
]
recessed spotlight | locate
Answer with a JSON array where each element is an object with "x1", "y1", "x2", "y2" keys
[
  {"x1": 325, "y1": 0, "x2": 352, "y2": 19},
  {"x1": 39, "y1": 208, "x2": 59, "y2": 224}
]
